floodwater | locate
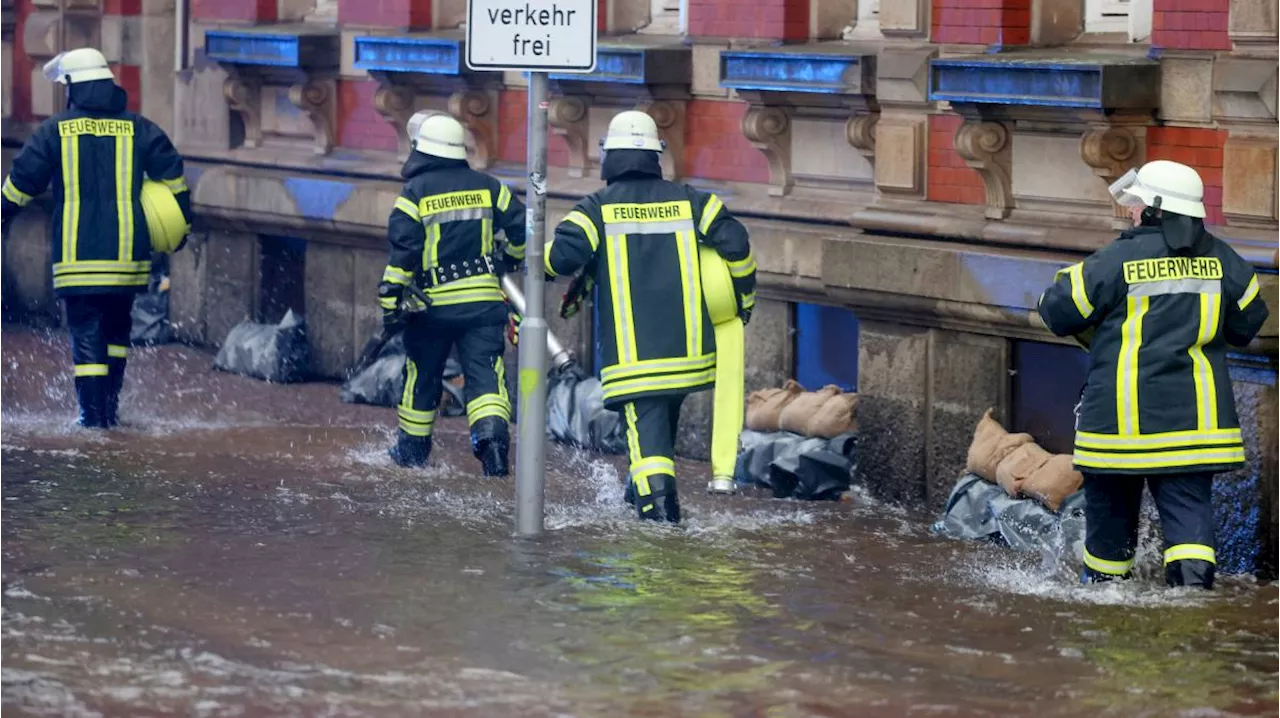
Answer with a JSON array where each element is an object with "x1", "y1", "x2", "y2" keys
[{"x1": 2, "y1": 325, "x2": 1276, "y2": 718}]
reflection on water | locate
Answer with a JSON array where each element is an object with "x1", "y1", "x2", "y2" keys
[{"x1": 3, "y1": 327, "x2": 1277, "y2": 717}]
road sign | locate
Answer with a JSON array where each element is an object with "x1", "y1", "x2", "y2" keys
[{"x1": 465, "y1": 0, "x2": 598, "y2": 73}]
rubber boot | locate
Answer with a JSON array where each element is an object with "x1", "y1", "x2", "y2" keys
[
  {"x1": 471, "y1": 417, "x2": 510, "y2": 478},
  {"x1": 1166, "y1": 559, "x2": 1215, "y2": 590},
  {"x1": 635, "y1": 475, "x2": 680, "y2": 525},
  {"x1": 74, "y1": 376, "x2": 109, "y2": 429},
  {"x1": 104, "y1": 359, "x2": 126, "y2": 428},
  {"x1": 1080, "y1": 567, "x2": 1129, "y2": 585},
  {"x1": 388, "y1": 431, "x2": 432, "y2": 468}
]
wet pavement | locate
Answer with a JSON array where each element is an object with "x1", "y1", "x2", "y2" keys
[{"x1": 2, "y1": 325, "x2": 1277, "y2": 717}]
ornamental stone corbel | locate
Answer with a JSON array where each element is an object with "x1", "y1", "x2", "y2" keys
[
  {"x1": 374, "y1": 83, "x2": 416, "y2": 156},
  {"x1": 288, "y1": 79, "x2": 336, "y2": 156},
  {"x1": 448, "y1": 89, "x2": 498, "y2": 170},
  {"x1": 846, "y1": 113, "x2": 879, "y2": 164},
  {"x1": 742, "y1": 105, "x2": 794, "y2": 197},
  {"x1": 953, "y1": 119, "x2": 1014, "y2": 220},
  {"x1": 549, "y1": 95, "x2": 591, "y2": 178},
  {"x1": 223, "y1": 74, "x2": 263, "y2": 149},
  {"x1": 1080, "y1": 126, "x2": 1142, "y2": 228},
  {"x1": 636, "y1": 99, "x2": 687, "y2": 182}
]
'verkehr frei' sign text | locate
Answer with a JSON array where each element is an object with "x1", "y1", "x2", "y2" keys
[{"x1": 466, "y1": 0, "x2": 597, "y2": 73}]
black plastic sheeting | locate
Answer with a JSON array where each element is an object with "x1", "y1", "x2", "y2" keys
[
  {"x1": 338, "y1": 333, "x2": 464, "y2": 416},
  {"x1": 213, "y1": 310, "x2": 310, "y2": 384},
  {"x1": 546, "y1": 370, "x2": 626, "y2": 454},
  {"x1": 734, "y1": 430, "x2": 857, "y2": 501},
  {"x1": 931, "y1": 474, "x2": 1086, "y2": 554},
  {"x1": 130, "y1": 259, "x2": 173, "y2": 347}
]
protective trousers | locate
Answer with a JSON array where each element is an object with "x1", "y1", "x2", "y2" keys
[
  {"x1": 621, "y1": 396, "x2": 685, "y2": 523},
  {"x1": 1082, "y1": 471, "x2": 1217, "y2": 589},
  {"x1": 64, "y1": 294, "x2": 134, "y2": 428},
  {"x1": 398, "y1": 315, "x2": 511, "y2": 473}
]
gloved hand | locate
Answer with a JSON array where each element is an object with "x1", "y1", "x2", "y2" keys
[
  {"x1": 559, "y1": 273, "x2": 595, "y2": 320},
  {"x1": 499, "y1": 253, "x2": 522, "y2": 275},
  {"x1": 379, "y1": 281, "x2": 407, "y2": 335},
  {"x1": 738, "y1": 293, "x2": 753, "y2": 325},
  {"x1": 506, "y1": 304, "x2": 522, "y2": 346}
]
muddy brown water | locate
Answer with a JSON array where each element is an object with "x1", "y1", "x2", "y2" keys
[{"x1": 2, "y1": 326, "x2": 1276, "y2": 717}]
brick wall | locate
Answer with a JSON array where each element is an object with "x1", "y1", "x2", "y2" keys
[
  {"x1": 110, "y1": 64, "x2": 142, "y2": 113},
  {"x1": 496, "y1": 89, "x2": 568, "y2": 167},
  {"x1": 682, "y1": 99, "x2": 769, "y2": 184},
  {"x1": 931, "y1": 0, "x2": 1031, "y2": 46},
  {"x1": 335, "y1": 79, "x2": 398, "y2": 152},
  {"x1": 1147, "y1": 127, "x2": 1227, "y2": 225},
  {"x1": 687, "y1": 0, "x2": 807, "y2": 40},
  {"x1": 10, "y1": 0, "x2": 33, "y2": 123},
  {"x1": 1151, "y1": 0, "x2": 1231, "y2": 51},
  {"x1": 104, "y1": 0, "x2": 141, "y2": 14},
  {"x1": 190, "y1": 0, "x2": 276, "y2": 22},
  {"x1": 338, "y1": 0, "x2": 430, "y2": 28},
  {"x1": 926, "y1": 114, "x2": 985, "y2": 205}
]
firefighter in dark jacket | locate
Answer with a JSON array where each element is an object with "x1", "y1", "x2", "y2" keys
[
  {"x1": 1, "y1": 48, "x2": 192, "y2": 429},
  {"x1": 1039, "y1": 160, "x2": 1269, "y2": 589},
  {"x1": 380, "y1": 113, "x2": 526, "y2": 475},
  {"x1": 547, "y1": 111, "x2": 757, "y2": 523}
]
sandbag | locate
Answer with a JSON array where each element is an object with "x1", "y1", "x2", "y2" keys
[
  {"x1": 779, "y1": 385, "x2": 841, "y2": 435},
  {"x1": 339, "y1": 333, "x2": 464, "y2": 415},
  {"x1": 995, "y1": 442, "x2": 1052, "y2": 498},
  {"x1": 1022, "y1": 454, "x2": 1083, "y2": 512},
  {"x1": 213, "y1": 310, "x2": 309, "y2": 383},
  {"x1": 966, "y1": 409, "x2": 1034, "y2": 482},
  {"x1": 805, "y1": 392, "x2": 857, "y2": 438},
  {"x1": 745, "y1": 380, "x2": 804, "y2": 432}
]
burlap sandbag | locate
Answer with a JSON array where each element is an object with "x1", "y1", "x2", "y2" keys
[
  {"x1": 746, "y1": 380, "x2": 805, "y2": 432},
  {"x1": 966, "y1": 409, "x2": 1035, "y2": 482},
  {"x1": 1021, "y1": 454, "x2": 1083, "y2": 512},
  {"x1": 779, "y1": 385, "x2": 842, "y2": 435},
  {"x1": 995, "y1": 442, "x2": 1052, "y2": 497},
  {"x1": 805, "y1": 392, "x2": 858, "y2": 438}
]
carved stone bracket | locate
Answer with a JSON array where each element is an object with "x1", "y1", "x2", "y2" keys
[
  {"x1": 448, "y1": 89, "x2": 497, "y2": 170},
  {"x1": 549, "y1": 95, "x2": 591, "y2": 178},
  {"x1": 846, "y1": 113, "x2": 879, "y2": 164},
  {"x1": 636, "y1": 99, "x2": 687, "y2": 181},
  {"x1": 374, "y1": 84, "x2": 416, "y2": 156},
  {"x1": 288, "y1": 79, "x2": 336, "y2": 156},
  {"x1": 954, "y1": 120, "x2": 1013, "y2": 220},
  {"x1": 223, "y1": 75, "x2": 263, "y2": 149},
  {"x1": 1081, "y1": 126, "x2": 1141, "y2": 225},
  {"x1": 742, "y1": 105, "x2": 794, "y2": 197}
]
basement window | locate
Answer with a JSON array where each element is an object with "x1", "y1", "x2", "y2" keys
[
  {"x1": 794, "y1": 303, "x2": 859, "y2": 392},
  {"x1": 1009, "y1": 340, "x2": 1089, "y2": 455}
]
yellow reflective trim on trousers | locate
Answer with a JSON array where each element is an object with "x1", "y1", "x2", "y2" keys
[
  {"x1": 401, "y1": 358, "x2": 418, "y2": 409},
  {"x1": 74, "y1": 363, "x2": 109, "y2": 377},
  {"x1": 603, "y1": 367, "x2": 716, "y2": 400},
  {"x1": 563, "y1": 211, "x2": 599, "y2": 252},
  {"x1": 623, "y1": 404, "x2": 650, "y2": 496},
  {"x1": 727, "y1": 253, "x2": 756, "y2": 279},
  {"x1": 497, "y1": 184, "x2": 512, "y2": 212},
  {"x1": 495, "y1": 356, "x2": 509, "y2": 405},
  {"x1": 1115, "y1": 295, "x2": 1148, "y2": 435},
  {"x1": 600, "y1": 354, "x2": 716, "y2": 385},
  {"x1": 61, "y1": 134, "x2": 80, "y2": 263},
  {"x1": 394, "y1": 196, "x2": 420, "y2": 221},
  {"x1": 397, "y1": 406, "x2": 436, "y2": 423},
  {"x1": 2, "y1": 177, "x2": 32, "y2": 205},
  {"x1": 1083, "y1": 548, "x2": 1134, "y2": 576},
  {"x1": 399, "y1": 418, "x2": 433, "y2": 437},
  {"x1": 1238, "y1": 274, "x2": 1260, "y2": 310},
  {"x1": 606, "y1": 233, "x2": 638, "y2": 364},
  {"x1": 1073, "y1": 446, "x2": 1246, "y2": 470},
  {"x1": 1189, "y1": 291, "x2": 1221, "y2": 432},
  {"x1": 107, "y1": 344, "x2": 128, "y2": 359},
  {"x1": 1075, "y1": 428, "x2": 1242, "y2": 449},
  {"x1": 631, "y1": 457, "x2": 676, "y2": 482},
  {"x1": 1164, "y1": 544, "x2": 1215, "y2": 565},
  {"x1": 467, "y1": 393, "x2": 510, "y2": 416},
  {"x1": 698, "y1": 194, "x2": 723, "y2": 235}
]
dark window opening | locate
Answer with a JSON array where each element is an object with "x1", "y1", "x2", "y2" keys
[
  {"x1": 794, "y1": 303, "x2": 858, "y2": 392},
  {"x1": 1010, "y1": 340, "x2": 1090, "y2": 455},
  {"x1": 258, "y1": 235, "x2": 306, "y2": 324}
]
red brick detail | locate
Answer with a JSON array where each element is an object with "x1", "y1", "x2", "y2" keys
[
  {"x1": 931, "y1": 0, "x2": 1031, "y2": 46},
  {"x1": 338, "y1": 0, "x2": 431, "y2": 28},
  {"x1": 190, "y1": 0, "x2": 277, "y2": 22},
  {"x1": 1146, "y1": 126, "x2": 1228, "y2": 225},
  {"x1": 926, "y1": 114, "x2": 986, "y2": 205},
  {"x1": 682, "y1": 99, "x2": 770, "y2": 184},
  {"x1": 108, "y1": 64, "x2": 142, "y2": 113},
  {"x1": 104, "y1": 0, "x2": 142, "y2": 15},
  {"x1": 598, "y1": 0, "x2": 607, "y2": 32},
  {"x1": 1151, "y1": 0, "x2": 1231, "y2": 51},
  {"x1": 497, "y1": 89, "x2": 569, "y2": 167},
  {"x1": 687, "y1": 0, "x2": 808, "y2": 40},
  {"x1": 11, "y1": 0, "x2": 34, "y2": 123},
  {"x1": 335, "y1": 79, "x2": 399, "y2": 152}
]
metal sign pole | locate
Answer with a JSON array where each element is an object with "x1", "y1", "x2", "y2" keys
[{"x1": 515, "y1": 71, "x2": 550, "y2": 537}]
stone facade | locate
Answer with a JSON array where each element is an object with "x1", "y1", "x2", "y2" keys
[{"x1": 2, "y1": 0, "x2": 1277, "y2": 569}]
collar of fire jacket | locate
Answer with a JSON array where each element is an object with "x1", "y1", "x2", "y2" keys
[
  {"x1": 68, "y1": 80, "x2": 127, "y2": 114},
  {"x1": 602, "y1": 149, "x2": 663, "y2": 184},
  {"x1": 401, "y1": 152, "x2": 470, "y2": 180}
]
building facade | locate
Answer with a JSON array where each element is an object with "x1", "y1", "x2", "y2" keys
[{"x1": 2, "y1": 0, "x2": 1277, "y2": 569}]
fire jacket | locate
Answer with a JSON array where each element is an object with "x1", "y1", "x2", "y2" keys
[
  {"x1": 1, "y1": 79, "x2": 191, "y2": 296},
  {"x1": 547, "y1": 149, "x2": 756, "y2": 408},
  {"x1": 382, "y1": 153, "x2": 526, "y2": 323},
  {"x1": 1038, "y1": 223, "x2": 1269, "y2": 475}
]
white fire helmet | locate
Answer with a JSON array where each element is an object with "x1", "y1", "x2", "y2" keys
[
  {"x1": 600, "y1": 110, "x2": 664, "y2": 153},
  {"x1": 1108, "y1": 160, "x2": 1206, "y2": 219},
  {"x1": 407, "y1": 111, "x2": 468, "y2": 160},
  {"x1": 42, "y1": 48, "x2": 114, "y2": 85}
]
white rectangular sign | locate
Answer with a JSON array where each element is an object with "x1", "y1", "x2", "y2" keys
[{"x1": 466, "y1": 0, "x2": 597, "y2": 73}]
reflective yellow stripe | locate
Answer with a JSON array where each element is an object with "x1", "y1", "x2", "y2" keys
[
  {"x1": 675, "y1": 229, "x2": 699, "y2": 358},
  {"x1": 1063, "y1": 263, "x2": 1095, "y2": 319},
  {"x1": 107, "y1": 344, "x2": 128, "y2": 359},
  {"x1": 1075, "y1": 428, "x2": 1242, "y2": 450},
  {"x1": 631, "y1": 456, "x2": 676, "y2": 481},
  {"x1": 726, "y1": 253, "x2": 756, "y2": 279},
  {"x1": 1073, "y1": 446, "x2": 1246, "y2": 470},
  {"x1": 430, "y1": 274, "x2": 501, "y2": 293},
  {"x1": 607, "y1": 233, "x2": 638, "y2": 364},
  {"x1": 624, "y1": 404, "x2": 650, "y2": 496},
  {"x1": 162, "y1": 176, "x2": 188, "y2": 193},
  {"x1": 394, "y1": 196, "x2": 421, "y2": 221},
  {"x1": 505, "y1": 242, "x2": 526, "y2": 260},
  {"x1": 699, "y1": 194, "x2": 723, "y2": 235},
  {"x1": 398, "y1": 418, "x2": 433, "y2": 437},
  {"x1": 495, "y1": 356, "x2": 509, "y2": 406},
  {"x1": 53, "y1": 260, "x2": 152, "y2": 275},
  {"x1": 1164, "y1": 544, "x2": 1216, "y2": 565},
  {"x1": 426, "y1": 224, "x2": 441, "y2": 269},
  {"x1": 116, "y1": 133, "x2": 135, "y2": 263},
  {"x1": 497, "y1": 184, "x2": 512, "y2": 212},
  {"x1": 1188, "y1": 291, "x2": 1221, "y2": 432},
  {"x1": 382, "y1": 265, "x2": 413, "y2": 285},
  {"x1": 1238, "y1": 274, "x2": 1260, "y2": 310},
  {"x1": 600, "y1": 354, "x2": 717, "y2": 385},
  {"x1": 602, "y1": 367, "x2": 717, "y2": 401},
  {"x1": 741, "y1": 292, "x2": 756, "y2": 310},
  {"x1": 1115, "y1": 295, "x2": 1147, "y2": 435},
  {"x1": 563, "y1": 211, "x2": 599, "y2": 252},
  {"x1": 61, "y1": 134, "x2": 80, "y2": 263},
  {"x1": 427, "y1": 289, "x2": 506, "y2": 306},
  {"x1": 401, "y1": 358, "x2": 418, "y2": 408},
  {"x1": 467, "y1": 394, "x2": 511, "y2": 423},
  {"x1": 74, "y1": 363, "x2": 109, "y2": 377},
  {"x1": 2, "y1": 177, "x2": 33, "y2": 206},
  {"x1": 1083, "y1": 548, "x2": 1134, "y2": 576},
  {"x1": 54, "y1": 274, "x2": 149, "y2": 289},
  {"x1": 379, "y1": 296, "x2": 399, "y2": 309},
  {"x1": 482, "y1": 215, "x2": 494, "y2": 256}
]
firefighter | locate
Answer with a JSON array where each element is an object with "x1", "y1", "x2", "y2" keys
[
  {"x1": 546, "y1": 111, "x2": 757, "y2": 523},
  {"x1": 1, "y1": 48, "x2": 192, "y2": 429},
  {"x1": 1038, "y1": 160, "x2": 1269, "y2": 589},
  {"x1": 380, "y1": 112, "x2": 526, "y2": 475}
]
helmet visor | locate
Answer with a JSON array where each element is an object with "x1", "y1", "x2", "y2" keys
[
  {"x1": 42, "y1": 53, "x2": 69, "y2": 84},
  {"x1": 1108, "y1": 168, "x2": 1145, "y2": 207}
]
